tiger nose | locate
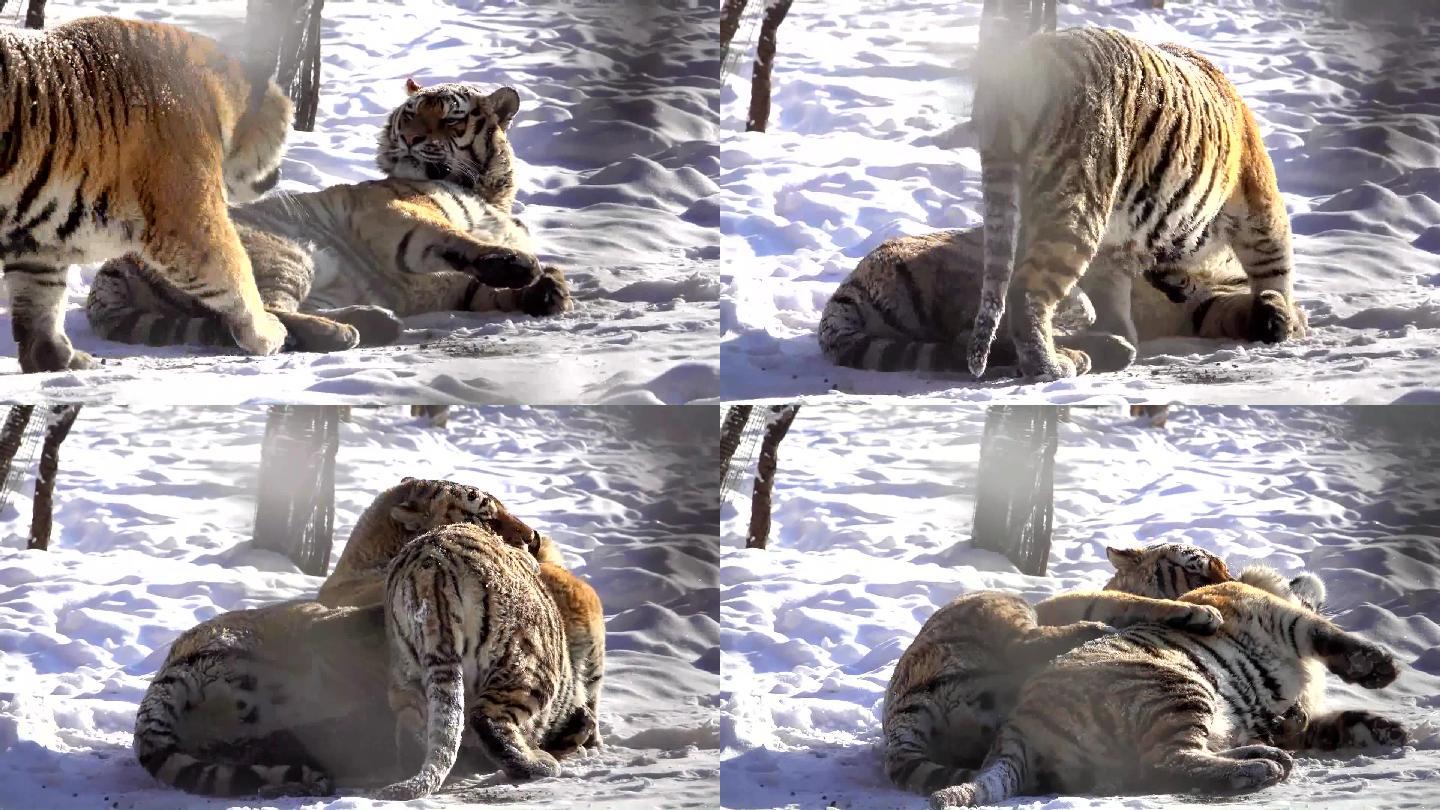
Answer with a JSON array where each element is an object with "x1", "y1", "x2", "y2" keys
[{"x1": 401, "y1": 133, "x2": 427, "y2": 147}]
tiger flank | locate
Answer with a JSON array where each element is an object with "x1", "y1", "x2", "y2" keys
[
  {"x1": 377, "y1": 523, "x2": 586, "y2": 800},
  {"x1": 818, "y1": 228, "x2": 1307, "y2": 374},
  {"x1": 87, "y1": 79, "x2": 572, "y2": 354},
  {"x1": 318, "y1": 476, "x2": 545, "y2": 608},
  {"x1": 930, "y1": 574, "x2": 1403, "y2": 807},
  {"x1": 132, "y1": 600, "x2": 389, "y2": 797},
  {"x1": 0, "y1": 16, "x2": 290, "y2": 372},
  {"x1": 968, "y1": 24, "x2": 1300, "y2": 380},
  {"x1": 882, "y1": 543, "x2": 1233, "y2": 796}
]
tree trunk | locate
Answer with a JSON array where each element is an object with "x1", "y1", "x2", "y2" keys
[
  {"x1": 246, "y1": 0, "x2": 326, "y2": 132},
  {"x1": 720, "y1": 0, "x2": 749, "y2": 52},
  {"x1": 745, "y1": 0, "x2": 794, "y2": 133},
  {"x1": 253, "y1": 405, "x2": 340, "y2": 574},
  {"x1": 971, "y1": 405, "x2": 1058, "y2": 575},
  {"x1": 720, "y1": 405, "x2": 754, "y2": 478},
  {"x1": 28, "y1": 404, "x2": 80, "y2": 551},
  {"x1": 746, "y1": 404, "x2": 799, "y2": 549},
  {"x1": 24, "y1": 0, "x2": 45, "y2": 28}
]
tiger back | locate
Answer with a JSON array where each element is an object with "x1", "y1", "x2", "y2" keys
[
  {"x1": 882, "y1": 543, "x2": 1232, "y2": 796},
  {"x1": 0, "y1": 16, "x2": 291, "y2": 371},
  {"x1": 967, "y1": 25, "x2": 1298, "y2": 381},
  {"x1": 376, "y1": 523, "x2": 584, "y2": 800},
  {"x1": 132, "y1": 600, "x2": 391, "y2": 797},
  {"x1": 86, "y1": 79, "x2": 571, "y2": 355},
  {"x1": 931, "y1": 579, "x2": 1403, "y2": 808},
  {"x1": 318, "y1": 476, "x2": 544, "y2": 608}
]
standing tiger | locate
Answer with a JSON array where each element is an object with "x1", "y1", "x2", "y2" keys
[
  {"x1": 967, "y1": 25, "x2": 1298, "y2": 380},
  {"x1": 318, "y1": 476, "x2": 546, "y2": 609},
  {"x1": 929, "y1": 576, "x2": 1404, "y2": 807},
  {"x1": 86, "y1": 78, "x2": 571, "y2": 354},
  {"x1": 818, "y1": 227, "x2": 1306, "y2": 374},
  {"x1": 0, "y1": 16, "x2": 291, "y2": 372},
  {"x1": 377, "y1": 523, "x2": 587, "y2": 800},
  {"x1": 883, "y1": 543, "x2": 1233, "y2": 795}
]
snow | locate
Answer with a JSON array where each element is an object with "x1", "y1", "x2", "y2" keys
[
  {"x1": 0, "y1": 405, "x2": 719, "y2": 808},
  {"x1": 720, "y1": 404, "x2": 1440, "y2": 809},
  {"x1": 720, "y1": 0, "x2": 1440, "y2": 404},
  {"x1": 0, "y1": 0, "x2": 719, "y2": 405}
]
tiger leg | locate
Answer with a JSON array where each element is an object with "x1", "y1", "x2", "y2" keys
[
  {"x1": 1278, "y1": 709, "x2": 1407, "y2": 751},
  {"x1": 1309, "y1": 623, "x2": 1399, "y2": 689},
  {"x1": 1140, "y1": 705, "x2": 1290, "y2": 795},
  {"x1": 1084, "y1": 250, "x2": 1140, "y2": 347},
  {"x1": 1189, "y1": 287, "x2": 1304, "y2": 342},
  {"x1": 541, "y1": 704, "x2": 596, "y2": 760},
  {"x1": 139, "y1": 194, "x2": 285, "y2": 357},
  {"x1": 1229, "y1": 192, "x2": 1296, "y2": 344},
  {"x1": 1006, "y1": 172, "x2": 1114, "y2": 380},
  {"x1": 469, "y1": 698, "x2": 562, "y2": 780},
  {"x1": 387, "y1": 218, "x2": 543, "y2": 289},
  {"x1": 1034, "y1": 591, "x2": 1222, "y2": 634},
  {"x1": 6, "y1": 262, "x2": 94, "y2": 372},
  {"x1": 1004, "y1": 622, "x2": 1112, "y2": 669}
]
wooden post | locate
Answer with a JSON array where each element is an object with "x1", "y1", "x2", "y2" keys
[
  {"x1": 253, "y1": 406, "x2": 340, "y2": 574},
  {"x1": 246, "y1": 0, "x2": 326, "y2": 132},
  {"x1": 720, "y1": 405, "x2": 754, "y2": 478},
  {"x1": 971, "y1": 406, "x2": 1058, "y2": 575},
  {"x1": 745, "y1": 0, "x2": 794, "y2": 133},
  {"x1": 746, "y1": 404, "x2": 799, "y2": 549},
  {"x1": 23, "y1": 0, "x2": 45, "y2": 28},
  {"x1": 720, "y1": 0, "x2": 750, "y2": 52},
  {"x1": 28, "y1": 405, "x2": 80, "y2": 551}
]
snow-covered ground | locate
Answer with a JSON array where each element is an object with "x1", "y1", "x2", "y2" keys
[
  {"x1": 0, "y1": 405, "x2": 719, "y2": 808},
  {"x1": 720, "y1": 0, "x2": 1440, "y2": 404},
  {"x1": 0, "y1": 0, "x2": 719, "y2": 405},
  {"x1": 721, "y1": 405, "x2": 1440, "y2": 809}
]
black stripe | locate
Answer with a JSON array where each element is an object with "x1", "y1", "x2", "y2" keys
[
  {"x1": 13, "y1": 148, "x2": 54, "y2": 222},
  {"x1": 395, "y1": 229, "x2": 415, "y2": 274},
  {"x1": 1190, "y1": 297, "x2": 1216, "y2": 334}
]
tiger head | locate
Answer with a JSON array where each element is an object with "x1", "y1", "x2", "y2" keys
[
  {"x1": 1103, "y1": 542, "x2": 1232, "y2": 599},
  {"x1": 388, "y1": 477, "x2": 543, "y2": 560},
  {"x1": 376, "y1": 78, "x2": 520, "y2": 209}
]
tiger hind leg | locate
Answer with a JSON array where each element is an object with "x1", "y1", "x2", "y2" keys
[
  {"x1": 1145, "y1": 744, "x2": 1290, "y2": 795},
  {"x1": 1229, "y1": 191, "x2": 1297, "y2": 344},
  {"x1": 1281, "y1": 709, "x2": 1407, "y2": 751},
  {"x1": 470, "y1": 698, "x2": 561, "y2": 780},
  {"x1": 6, "y1": 263, "x2": 95, "y2": 372}
]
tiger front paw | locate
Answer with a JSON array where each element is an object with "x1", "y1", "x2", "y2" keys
[
  {"x1": 1247, "y1": 290, "x2": 1292, "y2": 344},
  {"x1": 1324, "y1": 636, "x2": 1399, "y2": 689},
  {"x1": 519, "y1": 266, "x2": 572, "y2": 316},
  {"x1": 442, "y1": 244, "x2": 543, "y2": 289},
  {"x1": 1165, "y1": 604, "x2": 1224, "y2": 635}
]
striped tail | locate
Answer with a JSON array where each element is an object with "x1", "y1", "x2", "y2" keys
[
  {"x1": 884, "y1": 718, "x2": 975, "y2": 795},
  {"x1": 132, "y1": 665, "x2": 331, "y2": 796},
  {"x1": 87, "y1": 259, "x2": 237, "y2": 348},
  {"x1": 375, "y1": 660, "x2": 466, "y2": 800},
  {"x1": 966, "y1": 150, "x2": 1021, "y2": 378},
  {"x1": 929, "y1": 726, "x2": 1032, "y2": 809}
]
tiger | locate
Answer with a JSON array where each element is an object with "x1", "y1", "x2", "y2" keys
[
  {"x1": 818, "y1": 227, "x2": 1306, "y2": 374},
  {"x1": 929, "y1": 576, "x2": 1404, "y2": 807},
  {"x1": 85, "y1": 78, "x2": 571, "y2": 354},
  {"x1": 0, "y1": 16, "x2": 291, "y2": 372},
  {"x1": 966, "y1": 23, "x2": 1299, "y2": 381},
  {"x1": 319, "y1": 477, "x2": 605, "y2": 754},
  {"x1": 132, "y1": 599, "x2": 393, "y2": 797},
  {"x1": 318, "y1": 476, "x2": 545, "y2": 609},
  {"x1": 377, "y1": 522, "x2": 587, "y2": 800},
  {"x1": 883, "y1": 542, "x2": 1234, "y2": 796}
]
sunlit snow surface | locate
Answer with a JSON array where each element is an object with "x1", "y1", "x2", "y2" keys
[
  {"x1": 0, "y1": 0, "x2": 718, "y2": 404},
  {"x1": 721, "y1": 405, "x2": 1440, "y2": 809},
  {"x1": 720, "y1": 0, "x2": 1440, "y2": 403}
]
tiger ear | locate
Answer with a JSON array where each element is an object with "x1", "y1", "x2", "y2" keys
[
  {"x1": 487, "y1": 87, "x2": 520, "y2": 129},
  {"x1": 405, "y1": 77, "x2": 422, "y2": 96},
  {"x1": 401, "y1": 476, "x2": 416, "y2": 483},
  {"x1": 1105, "y1": 546, "x2": 1143, "y2": 570},
  {"x1": 390, "y1": 502, "x2": 425, "y2": 532}
]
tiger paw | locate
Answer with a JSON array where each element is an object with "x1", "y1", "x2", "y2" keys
[
  {"x1": 929, "y1": 784, "x2": 979, "y2": 809},
  {"x1": 442, "y1": 244, "x2": 543, "y2": 288},
  {"x1": 1223, "y1": 744, "x2": 1293, "y2": 787},
  {"x1": 1024, "y1": 351, "x2": 1078, "y2": 382},
  {"x1": 1330, "y1": 639, "x2": 1399, "y2": 689},
  {"x1": 1056, "y1": 346, "x2": 1092, "y2": 376},
  {"x1": 519, "y1": 266, "x2": 573, "y2": 316},
  {"x1": 1341, "y1": 711, "x2": 1407, "y2": 748},
  {"x1": 1247, "y1": 291, "x2": 1291, "y2": 344},
  {"x1": 230, "y1": 311, "x2": 287, "y2": 356},
  {"x1": 1165, "y1": 604, "x2": 1224, "y2": 635},
  {"x1": 20, "y1": 336, "x2": 93, "y2": 373},
  {"x1": 505, "y1": 749, "x2": 562, "y2": 780}
]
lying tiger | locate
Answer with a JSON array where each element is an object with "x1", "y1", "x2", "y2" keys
[
  {"x1": 819, "y1": 227, "x2": 1308, "y2": 374},
  {"x1": 88, "y1": 79, "x2": 571, "y2": 355}
]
